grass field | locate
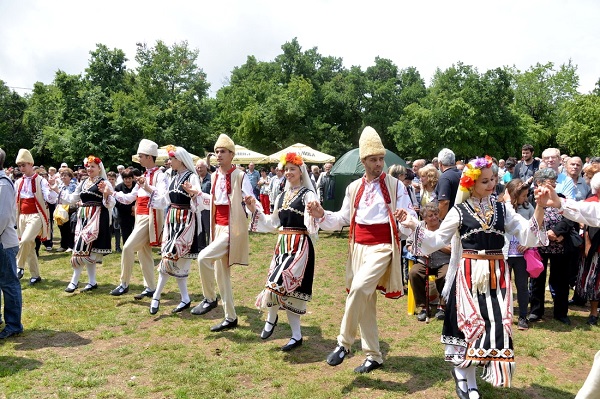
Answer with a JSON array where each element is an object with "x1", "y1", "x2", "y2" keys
[{"x1": 0, "y1": 229, "x2": 596, "y2": 399}]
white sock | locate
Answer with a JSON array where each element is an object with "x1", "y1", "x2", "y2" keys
[
  {"x1": 176, "y1": 277, "x2": 190, "y2": 303},
  {"x1": 86, "y1": 264, "x2": 97, "y2": 286},
  {"x1": 465, "y1": 365, "x2": 477, "y2": 389},
  {"x1": 153, "y1": 272, "x2": 169, "y2": 300},
  {"x1": 286, "y1": 310, "x2": 302, "y2": 341},
  {"x1": 454, "y1": 367, "x2": 468, "y2": 392},
  {"x1": 264, "y1": 306, "x2": 278, "y2": 332},
  {"x1": 70, "y1": 268, "x2": 82, "y2": 286}
]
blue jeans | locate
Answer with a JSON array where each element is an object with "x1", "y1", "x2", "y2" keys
[{"x1": 0, "y1": 244, "x2": 23, "y2": 334}]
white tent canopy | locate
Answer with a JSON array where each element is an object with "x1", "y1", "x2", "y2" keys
[
  {"x1": 232, "y1": 145, "x2": 271, "y2": 164},
  {"x1": 267, "y1": 143, "x2": 335, "y2": 164},
  {"x1": 131, "y1": 145, "x2": 200, "y2": 166}
]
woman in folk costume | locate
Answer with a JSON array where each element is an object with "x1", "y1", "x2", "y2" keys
[
  {"x1": 400, "y1": 156, "x2": 548, "y2": 399},
  {"x1": 60, "y1": 155, "x2": 115, "y2": 293},
  {"x1": 149, "y1": 146, "x2": 203, "y2": 315},
  {"x1": 246, "y1": 153, "x2": 319, "y2": 352}
]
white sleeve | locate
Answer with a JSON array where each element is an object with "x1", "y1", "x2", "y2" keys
[
  {"x1": 504, "y1": 202, "x2": 548, "y2": 247},
  {"x1": 561, "y1": 199, "x2": 600, "y2": 227},
  {"x1": 319, "y1": 185, "x2": 352, "y2": 231}
]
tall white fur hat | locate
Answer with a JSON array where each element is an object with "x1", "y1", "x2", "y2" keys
[
  {"x1": 137, "y1": 139, "x2": 158, "y2": 157},
  {"x1": 359, "y1": 126, "x2": 385, "y2": 159},
  {"x1": 16, "y1": 149, "x2": 34, "y2": 165},
  {"x1": 214, "y1": 134, "x2": 236, "y2": 154}
]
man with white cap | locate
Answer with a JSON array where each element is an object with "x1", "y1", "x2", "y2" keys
[
  {"x1": 116, "y1": 165, "x2": 125, "y2": 185},
  {"x1": 307, "y1": 126, "x2": 416, "y2": 373},
  {"x1": 110, "y1": 139, "x2": 168, "y2": 300},
  {"x1": 191, "y1": 134, "x2": 254, "y2": 332},
  {"x1": 14, "y1": 149, "x2": 58, "y2": 284}
]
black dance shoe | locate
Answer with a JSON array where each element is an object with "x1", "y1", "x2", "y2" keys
[
  {"x1": 260, "y1": 315, "x2": 278, "y2": 340},
  {"x1": 210, "y1": 318, "x2": 238, "y2": 332},
  {"x1": 149, "y1": 299, "x2": 160, "y2": 315},
  {"x1": 172, "y1": 301, "x2": 191, "y2": 313},
  {"x1": 354, "y1": 358, "x2": 382, "y2": 373},
  {"x1": 281, "y1": 337, "x2": 302, "y2": 352}
]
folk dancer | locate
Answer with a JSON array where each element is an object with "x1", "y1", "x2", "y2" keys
[
  {"x1": 59, "y1": 156, "x2": 115, "y2": 292},
  {"x1": 307, "y1": 126, "x2": 416, "y2": 373},
  {"x1": 14, "y1": 149, "x2": 57, "y2": 285},
  {"x1": 110, "y1": 139, "x2": 168, "y2": 300},
  {"x1": 149, "y1": 146, "x2": 203, "y2": 315},
  {"x1": 400, "y1": 156, "x2": 548, "y2": 399},
  {"x1": 191, "y1": 134, "x2": 254, "y2": 332},
  {"x1": 246, "y1": 153, "x2": 319, "y2": 351}
]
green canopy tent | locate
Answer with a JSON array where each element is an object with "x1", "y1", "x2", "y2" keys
[{"x1": 327, "y1": 148, "x2": 408, "y2": 211}]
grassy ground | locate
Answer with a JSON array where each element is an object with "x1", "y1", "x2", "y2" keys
[{"x1": 0, "y1": 229, "x2": 596, "y2": 399}]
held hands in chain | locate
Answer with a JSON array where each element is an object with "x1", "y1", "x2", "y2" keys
[{"x1": 306, "y1": 200, "x2": 324, "y2": 219}]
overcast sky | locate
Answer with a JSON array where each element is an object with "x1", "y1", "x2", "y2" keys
[{"x1": 1, "y1": 0, "x2": 599, "y2": 97}]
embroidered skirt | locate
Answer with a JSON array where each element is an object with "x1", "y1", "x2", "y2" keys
[
  {"x1": 71, "y1": 204, "x2": 111, "y2": 268},
  {"x1": 256, "y1": 231, "x2": 314, "y2": 314},
  {"x1": 441, "y1": 257, "x2": 515, "y2": 387},
  {"x1": 158, "y1": 206, "x2": 199, "y2": 278},
  {"x1": 577, "y1": 252, "x2": 600, "y2": 301}
]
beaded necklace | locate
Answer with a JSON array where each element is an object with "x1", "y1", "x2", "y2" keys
[{"x1": 467, "y1": 196, "x2": 494, "y2": 230}]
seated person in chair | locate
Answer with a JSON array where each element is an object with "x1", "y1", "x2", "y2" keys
[{"x1": 406, "y1": 202, "x2": 450, "y2": 321}]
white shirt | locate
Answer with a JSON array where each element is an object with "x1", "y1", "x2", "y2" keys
[
  {"x1": 319, "y1": 174, "x2": 416, "y2": 234},
  {"x1": 17, "y1": 174, "x2": 57, "y2": 204},
  {"x1": 212, "y1": 169, "x2": 254, "y2": 205},
  {"x1": 113, "y1": 167, "x2": 169, "y2": 209}
]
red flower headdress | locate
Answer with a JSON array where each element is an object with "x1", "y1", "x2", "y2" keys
[
  {"x1": 86, "y1": 155, "x2": 102, "y2": 166},
  {"x1": 279, "y1": 152, "x2": 303, "y2": 167}
]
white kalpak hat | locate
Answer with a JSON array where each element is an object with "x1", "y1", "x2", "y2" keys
[
  {"x1": 16, "y1": 149, "x2": 34, "y2": 165},
  {"x1": 137, "y1": 139, "x2": 158, "y2": 157},
  {"x1": 214, "y1": 134, "x2": 236, "y2": 154},
  {"x1": 359, "y1": 126, "x2": 386, "y2": 160}
]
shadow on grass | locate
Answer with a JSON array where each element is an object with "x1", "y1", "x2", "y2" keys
[
  {"x1": 340, "y1": 355, "x2": 576, "y2": 398},
  {"x1": 12, "y1": 330, "x2": 91, "y2": 351},
  {"x1": 0, "y1": 356, "x2": 43, "y2": 377}
]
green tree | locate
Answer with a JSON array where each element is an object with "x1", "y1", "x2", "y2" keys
[
  {"x1": 557, "y1": 93, "x2": 600, "y2": 156},
  {"x1": 0, "y1": 80, "x2": 30, "y2": 160}
]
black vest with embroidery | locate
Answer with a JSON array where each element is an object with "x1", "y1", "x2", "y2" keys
[
  {"x1": 169, "y1": 171, "x2": 193, "y2": 205},
  {"x1": 276, "y1": 187, "x2": 308, "y2": 229},
  {"x1": 456, "y1": 200, "x2": 506, "y2": 251}
]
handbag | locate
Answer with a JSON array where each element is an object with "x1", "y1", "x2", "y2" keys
[
  {"x1": 53, "y1": 204, "x2": 70, "y2": 226},
  {"x1": 524, "y1": 248, "x2": 544, "y2": 278}
]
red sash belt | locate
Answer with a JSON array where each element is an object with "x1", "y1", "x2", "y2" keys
[
  {"x1": 354, "y1": 223, "x2": 391, "y2": 245},
  {"x1": 136, "y1": 196, "x2": 150, "y2": 215},
  {"x1": 20, "y1": 198, "x2": 38, "y2": 214},
  {"x1": 215, "y1": 204, "x2": 230, "y2": 226}
]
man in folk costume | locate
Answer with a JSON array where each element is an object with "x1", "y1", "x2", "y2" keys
[
  {"x1": 191, "y1": 134, "x2": 254, "y2": 332},
  {"x1": 307, "y1": 127, "x2": 417, "y2": 373},
  {"x1": 14, "y1": 149, "x2": 58, "y2": 285},
  {"x1": 110, "y1": 139, "x2": 168, "y2": 299}
]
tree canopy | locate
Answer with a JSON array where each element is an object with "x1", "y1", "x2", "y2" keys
[{"x1": 1, "y1": 38, "x2": 598, "y2": 169}]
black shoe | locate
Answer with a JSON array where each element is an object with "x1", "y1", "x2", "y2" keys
[
  {"x1": 191, "y1": 298, "x2": 218, "y2": 315},
  {"x1": 518, "y1": 317, "x2": 529, "y2": 330},
  {"x1": 260, "y1": 315, "x2": 278, "y2": 340},
  {"x1": 416, "y1": 309, "x2": 428, "y2": 322},
  {"x1": 0, "y1": 329, "x2": 23, "y2": 340},
  {"x1": 64, "y1": 282, "x2": 78, "y2": 293},
  {"x1": 110, "y1": 285, "x2": 129, "y2": 296},
  {"x1": 451, "y1": 369, "x2": 469, "y2": 399},
  {"x1": 588, "y1": 315, "x2": 599, "y2": 326},
  {"x1": 134, "y1": 288, "x2": 155, "y2": 300},
  {"x1": 149, "y1": 299, "x2": 160, "y2": 315},
  {"x1": 354, "y1": 358, "x2": 382, "y2": 373},
  {"x1": 29, "y1": 276, "x2": 42, "y2": 286},
  {"x1": 556, "y1": 316, "x2": 571, "y2": 325},
  {"x1": 81, "y1": 283, "x2": 98, "y2": 293},
  {"x1": 210, "y1": 318, "x2": 238, "y2": 332},
  {"x1": 171, "y1": 301, "x2": 191, "y2": 314},
  {"x1": 435, "y1": 308, "x2": 445, "y2": 320},
  {"x1": 326, "y1": 345, "x2": 349, "y2": 366},
  {"x1": 17, "y1": 268, "x2": 24, "y2": 280},
  {"x1": 281, "y1": 337, "x2": 302, "y2": 352},
  {"x1": 528, "y1": 314, "x2": 542, "y2": 323}
]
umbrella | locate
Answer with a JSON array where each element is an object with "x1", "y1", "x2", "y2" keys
[
  {"x1": 131, "y1": 145, "x2": 200, "y2": 166},
  {"x1": 267, "y1": 143, "x2": 335, "y2": 164},
  {"x1": 232, "y1": 145, "x2": 271, "y2": 164},
  {"x1": 330, "y1": 148, "x2": 407, "y2": 176}
]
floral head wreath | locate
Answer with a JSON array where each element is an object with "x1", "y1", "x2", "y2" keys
[
  {"x1": 279, "y1": 152, "x2": 303, "y2": 167},
  {"x1": 165, "y1": 145, "x2": 176, "y2": 158},
  {"x1": 459, "y1": 155, "x2": 493, "y2": 192},
  {"x1": 86, "y1": 155, "x2": 102, "y2": 166}
]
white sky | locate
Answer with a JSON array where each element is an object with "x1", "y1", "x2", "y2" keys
[{"x1": 1, "y1": 0, "x2": 598, "y2": 96}]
